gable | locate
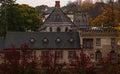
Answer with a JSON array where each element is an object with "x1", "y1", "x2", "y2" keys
[{"x1": 40, "y1": 8, "x2": 75, "y2": 30}]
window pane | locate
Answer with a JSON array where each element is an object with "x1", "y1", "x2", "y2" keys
[
  {"x1": 111, "y1": 38, "x2": 115, "y2": 45},
  {"x1": 95, "y1": 51, "x2": 102, "y2": 61},
  {"x1": 55, "y1": 51, "x2": 63, "y2": 58},
  {"x1": 68, "y1": 51, "x2": 76, "y2": 59},
  {"x1": 83, "y1": 38, "x2": 93, "y2": 49},
  {"x1": 41, "y1": 51, "x2": 49, "y2": 57},
  {"x1": 96, "y1": 38, "x2": 101, "y2": 46}
]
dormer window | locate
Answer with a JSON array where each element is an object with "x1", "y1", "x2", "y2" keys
[
  {"x1": 69, "y1": 37, "x2": 74, "y2": 43},
  {"x1": 50, "y1": 27, "x2": 52, "y2": 32},
  {"x1": 43, "y1": 37, "x2": 49, "y2": 43},
  {"x1": 65, "y1": 27, "x2": 68, "y2": 32},
  {"x1": 56, "y1": 37, "x2": 61, "y2": 43},
  {"x1": 29, "y1": 37, "x2": 36, "y2": 43},
  {"x1": 57, "y1": 27, "x2": 61, "y2": 32}
]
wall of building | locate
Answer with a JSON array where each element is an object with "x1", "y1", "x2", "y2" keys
[
  {"x1": 36, "y1": 49, "x2": 82, "y2": 64},
  {"x1": 79, "y1": 29, "x2": 118, "y2": 62}
]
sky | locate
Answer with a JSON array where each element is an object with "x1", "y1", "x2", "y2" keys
[{"x1": 16, "y1": 0, "x2": 77, "y2": 7}]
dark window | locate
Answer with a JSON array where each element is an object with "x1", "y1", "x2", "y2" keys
[
  {"x1": 110, "y1": 50, "x2": 117, "y2": 60},
  {"x1": 83, "y1": 38, "x2": 93, "y2": 49},
  {"x1": 42, "y1": 37, "x2": 49, "y2": 43},
  {"x1": 55, "y1": 51, "x2": 63, "y2": 59},
  {"x1": 57, "y1": 27, "x2": 61, "y2": 32},
  {"x1": 68, "y1": 51, "x2": 76, "y2": 59},
  {"x1": 41, "y1": 51, "x2": 49, "y2": 57},
  {"x1": 29, "y1": 37, "x2": 36, "y2": 43},
  {"x1": 65, "y1": 27, "x2": 68, "y2": 32},
  {"x1": 56, "y1": 37, "x2": 61, "y2": 43},
  {"x1": 95, "y1": 51, "x2": 102, "y2": 61},
  {"x1": 68, "y1": 37, "x2": 74, "y2": 43},
  {"x1": 111, "y1": 38, "x2": 116, "y2": 45},
  {"x1": 50, "y1": 27, "x2": 52, "y2": 32},
  {"x1": 96, "y1": 38, "x2": 101, "y2": 46}
]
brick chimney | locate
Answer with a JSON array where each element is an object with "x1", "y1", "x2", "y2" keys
[{"x1": 55, "y1": 1, "x2": 60, "y2": 8}]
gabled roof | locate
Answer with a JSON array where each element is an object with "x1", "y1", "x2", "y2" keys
[
  {"x1": 40, "y1": 8, "x2": 75, "y2": 30},
  {"x1": 4, "y1": 32, "x2": 80, "y2": 49}
]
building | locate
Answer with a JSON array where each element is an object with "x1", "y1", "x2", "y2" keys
[
  {"x1": 0, "y1": 1, "x2": 118, "y2": 64},
  {"x1": 79, "y1": 28, "x2": 118, "y2": 62}
]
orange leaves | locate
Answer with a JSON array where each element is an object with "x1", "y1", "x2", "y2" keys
[{"x1": 90, "y1": 7, "x2": 120, "y2": 27}]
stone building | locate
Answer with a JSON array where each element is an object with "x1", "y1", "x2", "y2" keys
[
  {"x1": 0, "y1": 1, "x2": 118, "y2": 64},
  {"x1": 79, "y1": 28, "x2": 118, "y2": 62}
]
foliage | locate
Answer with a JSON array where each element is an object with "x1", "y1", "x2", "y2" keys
[
  {"x1": 91, "y1": 7, "x2": 120, "y2": 27},
  {"x1": 0, "y1": 3, "x2": 42, "y2": 37},
  {"x1": 35, "y1": 5, "x2": 48, "y2": 13},
  {"x1": 0, "y1": 0, "x2": 16, "y2": 36},
  {"x1": 7, "y1": 4, "x2": 42, "y2": 32},
  {"x1": 0, "y1": 45, "x2": 119, "y2": 74}
]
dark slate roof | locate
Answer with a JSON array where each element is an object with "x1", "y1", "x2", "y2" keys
[
  {"x1": 4, "y1": 32, "x2": 80, "y2": 49},
  {"x1": 0, "y1": 39, "x2": 5, "y2": 51},
  {"x1": 40, "y1": 8, "x2": 75, "y2": 30}
]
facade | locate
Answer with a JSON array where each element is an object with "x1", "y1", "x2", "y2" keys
[
  {"x1": 79, "y1": 28, "x2": 118, "y2": 62},
  {"x1": 0, "y1": 1, "x2": 118, "y2": 64}
]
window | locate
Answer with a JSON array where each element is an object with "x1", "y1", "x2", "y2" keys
[
  {"x1": 50, "y1": 27, "x2": 52, "y2": 32},
  {"x1": 95, "y1": 51, "x2": 102, "y2": 61},
  {"x1": 42, "y1": 37, "x2": 49, "y2": 43},
  {"x1": 41, "y1": 51, "x2": 49, "y2": 57},
  {"x1": 68, "y1": 51, "x2": 76, "y2": 59},
  {"x1": 56, "y1": 37, "x2": 61, "y2": 43},
  {"x1": 57, "y1": 27, "x2": 61, "y2": 32},
  {"x1": 96, "y1": 38, "x2": 101, "y2": 46},
  {"x1": 55, "y1": 51, "x2": 63, "y2": 59},
  {"x1": 111, "y1": 38, "x2": 116, "y2": 45},
  {"x1": 29, "y1": 37, "x2": 36, "y2": 43},
  {"x1": 68, "y1": 37, "x2": 74, "y2": 43},
  {"x1": 110, "y1": 50, "x2": 117, "y2": 60},
  {"x1": 83, "y1": 38, "x2": 93, "y2": 49},
  {"x1": 65, "y1": 27, "x2": 68, "y2": 32}
]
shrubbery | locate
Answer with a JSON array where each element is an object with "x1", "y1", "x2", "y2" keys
[{"x1": 0, "y1": 44, "x2": 120, "y2": 74}]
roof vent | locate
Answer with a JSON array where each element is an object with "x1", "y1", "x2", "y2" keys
[{"x1": 55, "y1": 1, "x2": 60, "y2": 8}]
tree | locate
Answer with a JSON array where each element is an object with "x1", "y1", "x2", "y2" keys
[
  {"x1": 0, "y1": 3, "x2": 42, "y2": 37},
  {"x1": 0, "y1": 0, "x2": 16, "y2": 36},
  {"x1": 91, "y1": 7, "x2": 120, "y2": 27},
  {"x1": 7, "y1": 4, "x2": 42, "y2": 32},
  {"x1": 35, "y1": 5, "x2": 48, "y2": 13}
]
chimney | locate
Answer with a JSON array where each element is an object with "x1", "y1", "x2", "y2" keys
[{"x1": 55, "y1": 1, "x2": 60, "y2": 8}]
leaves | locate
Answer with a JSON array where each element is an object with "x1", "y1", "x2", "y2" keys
[
  {"x1": 0, "y1": 3, "x2": 42, "y2": 37},
  {"x1": 90, "y1": 7, "x2": 120, "y2": 27}
]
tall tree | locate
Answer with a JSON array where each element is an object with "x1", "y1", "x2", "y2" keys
[
  {"x1": 0, "y1": 0, "x2": 16, "y2": 36},
  {"x1": 6, "y1": 4, "x2": 42, "y2": 32},
  {"x1": 0, "y1": 2, "x2": 42, "y2": 37}
]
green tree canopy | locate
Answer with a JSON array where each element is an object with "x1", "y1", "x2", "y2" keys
[
  {"x1": 7, "y1": 4, "x2": 42, "y2": 32},
  {"x1": 0, "y1": 2, "x2": 42, "y2": 37}
]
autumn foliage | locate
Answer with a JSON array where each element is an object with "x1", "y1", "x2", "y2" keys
[{"x1": 0, "y1": 44, "x2": 120, "y2": 74}]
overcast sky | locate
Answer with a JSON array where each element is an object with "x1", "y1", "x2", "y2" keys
[{"x1": 16, "y1": 0, "x2": 76, "y2": 7}]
